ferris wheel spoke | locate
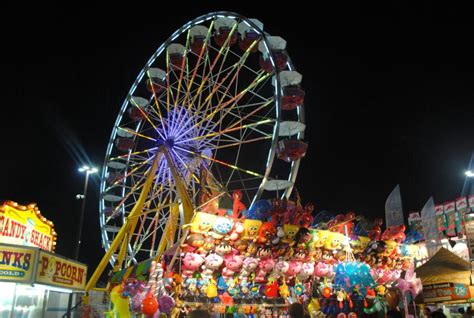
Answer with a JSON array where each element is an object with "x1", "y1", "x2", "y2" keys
[
  {"x1": 117, "y1": 127, "x2": 157, "y2": 142},
  {"x1": 182, "y1": 22, "x2": 214, "y2": 110},
  {"x1": 212, "y1": 135, "x2": 272, "y2": 150},
  {"x1": 174, "y1": 145, "x2": 264, "y2": 178},
  {"x1": 197, "y1": 40, "x2": 259, "y2": 115},
  {"x1": 172, "y1": 30, "x2": 191, "y2": 109},
  {"x1": 207, "y1": 41, "x2": 263, "y2": 77},
  {"x1": 175, "y1": 119, "x2": 271, "y2": 144},
  {"x1": 188, "y1": 23, "x2": 237, "y2": 111},
  {"x1": 178, "y1": 71, "x2": 270, "y2": 139}
]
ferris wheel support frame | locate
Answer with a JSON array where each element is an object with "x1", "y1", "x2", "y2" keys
[{"x1": 84, "y1": 146, "x2": 194, "y2": 294}]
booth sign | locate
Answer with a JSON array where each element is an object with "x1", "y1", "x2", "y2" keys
[
  {"x1": 0, "y1": 244, "x2": 37, "y2": 283},
  {"x1": 0, "y1": 201, "x2": 57, "y2": 252},
  {"x1": 36, "y1": 250, "x2": 87, "y2": 290},
  {"x1": 422, "y1": 283, "x2": 471, "y2": 303}
]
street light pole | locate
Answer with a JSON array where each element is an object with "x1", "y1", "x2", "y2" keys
[
  {"x1": 67, "y1": 165, "x2": 97, "y2": 318},
  {"x1": 74, "y1": 165, "x2": 98, "y2": 260}
]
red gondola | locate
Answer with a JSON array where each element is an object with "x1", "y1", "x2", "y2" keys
[
  {"x1": 276, "y1": 139, "x2": 308, "y2": 162},
  {"x1": 115, "y1": 138, "x2": 134, "y2": 152},
  {"x1": 214, "y1": 27, "x2": 238, "y2": 47},
  {"x1": 238, "y1": 31, "x2": 259, "y2": 52},
  {"x1": 281, "y1": 86, "x2": 305, "y2": 110},
  {"x1": 128, "y1": 107, "x2": 146, "y2": 121},
  {"x1": 259, "y1": 51, "x2": 288, "y2": 73}
]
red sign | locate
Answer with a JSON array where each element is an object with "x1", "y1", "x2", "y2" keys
[
  {"x1": 469, "y1": 195, "x2": 474, "y2": 209},
  {"x1": 444, "y1": 201, "x2": 456, "y2": 213},
  {"x1": 435, "y1": 205, "x2": 444, "y2": 214},
  {"x1": 456, "y1": 197, "x2": 468, "y2": 210}
]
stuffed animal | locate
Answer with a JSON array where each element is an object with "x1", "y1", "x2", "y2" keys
[
  {"x1": 222, "y1": 254, "x2": 244, "y2": 278},
  {"x1": 255, "y1": 258, "x2": 275, "y2": 283},
  {"x1": 297, "y1": 262, "x2": 315, "y2": 281},
  {"x1": 381, "y1": 225, "x2": 406, "y2": 244},
  {"x1": 256, "y1": 222, "x2": 277, "y2": 244},
  {"x1": 239, "y1": 257, "x2": 259, "y2": 279},
  {"x1": 201, "y1": 253, "x2": 224, "y2": 277},
  {"x1": 181, "y1": 253, "x2": 205, "y2": 278}
]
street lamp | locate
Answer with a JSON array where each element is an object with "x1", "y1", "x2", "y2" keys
[{"x1": 74, "y1": 165, "x2": 98, "y2": 260}]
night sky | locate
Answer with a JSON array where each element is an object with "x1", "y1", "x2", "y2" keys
[{"x1": 3, "y1": 3, "x2": 474, "y2": 279}]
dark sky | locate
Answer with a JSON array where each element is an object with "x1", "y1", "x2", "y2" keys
[{"x1": 2, "y1": 3, "x2": 474, "y2": 276}]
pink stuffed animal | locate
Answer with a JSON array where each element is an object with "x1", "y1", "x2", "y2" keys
[
  {"x1": 286, "y1": 261, "x2": 302, "y2": 278},
  {"x1": 181, "y1": 253, "x2": 205, "y2": 278},
  {"x1": 297, "y1": 262, "x2": 314, "y2": 281},
  {"x1": 314, "y1": 261, "x2": 331, "y2": 278},
  {"x1": 222, "y1": 254, "x2": 244, "y2": 278},
  {"x1": 229, "y1": 221, "x2": 244, "y2": 241},
  {"x1": 239, "y1": 257, "x2": 259, "y2": 279},
  {"x1": 254, "y1": 258, "x2": 275, "y2": 283},
  {"x1": 201, "y1": 253, "x2": 224, "y2": 277},
  {"x1": 274, "y1": 260, "x2": 289, "y2": 277}
]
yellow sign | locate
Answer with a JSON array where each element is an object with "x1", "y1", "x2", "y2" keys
[
  {"x1": 0, "y1": 244, "x2": 37, "y2": 283},
  {"x1": 0, "y1": 201, "x2": 57, "y2": 252},
  {"x1": 36, "y1": 251, "x2": 87, "y2": 290}
]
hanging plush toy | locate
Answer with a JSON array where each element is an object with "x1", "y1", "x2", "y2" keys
[
  {"x1": 232, "y1": 190, "x2": 247, "y2": 218},
  {"x1": 211, "y1": 216, "x2": 234, "y2": 239},
  {"x1": 255, "y1": 258, "x2": 275, "y2": 283},
  {"x1": 265, "y1": 279, "x2": 279, "y2": 298},
  {"x1": 222, "y1": 253, "x2": 244, "y2": 278},
  {"x1": 181, "y1": 253, "x2": 205, "y2": 278},
  {"x1": 368, "y1": 218, "x2": 383, "y2": 241},
  {"x1": 239, "y1": 257, "x2": 259, "y2": 279},
  {"x1": 201, "y1": 253, "x2": 224, "y2": 277},
  {"x1": 256, "y1": 222, "x2": 277, "y2": 244}
]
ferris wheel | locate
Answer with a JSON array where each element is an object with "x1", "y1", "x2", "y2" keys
[{"x1": 98, "y1": 12, "x2": 308, "y2": 266}]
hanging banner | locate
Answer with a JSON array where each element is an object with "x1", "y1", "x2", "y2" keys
[
  {"x1": 434, "y1": 205, "x2": 444, "y2": 214},
  {"x1": 422, "y1": 283, "x2": 471, "y2": 303},
  {"x1": 456, "y1": 197, "x2": 468, "y2": 211},
  {"x1": 0, "y1": 201, "x2": 57, "y2": 252},
  {"x1": 421, "y1": 197, "x2": 440, "y2": 257},
  {"x1": 408, "y1": 212, "x2": 425, "y2": 241},
  {"x1": 385, "y1": 184, "x2": 404, "y2": 227},
  {"x1": 469, "y1": 195, "x2": 474, "y2": 210},
  {"x1": 36, "y1": 251, "x2": 87, "y2": 290},
  {"x1": 444, "y1": 201, "x2": 456, "y2": 213},
  {"x1": 0, "y1": 244, "x2": 37, "y2": 283},
  {"x1": 465, "y1": 220, "x2": 474, "y2": 261},
  {"x1": 445, "y1": 210, "x2": 457, "y2": 237}
]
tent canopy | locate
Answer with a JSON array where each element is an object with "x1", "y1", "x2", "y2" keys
[{"x1": 415, "y1": 247, "x2": 472, "y2": 285}]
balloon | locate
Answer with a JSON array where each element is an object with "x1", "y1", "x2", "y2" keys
[
  {"x1": 322, "y1": 287, "x2": 332, "y2": 298},
  {"x1": 246, "y1": 200, "x2": 271, "y2": 220},
  {"x1": 385, "y1": 288, "x2": 401, "y2": 309},
  {"x1": 141, "y1": 293, "x2": 159, "y2": 315}
]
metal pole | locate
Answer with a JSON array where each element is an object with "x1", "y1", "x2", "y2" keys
[
  {"x1": 68, "y1": 170, "x2": 90, "y2": 317},
  {"x1": 75, "y1": 171, "x2": 90, "y2": 260}
]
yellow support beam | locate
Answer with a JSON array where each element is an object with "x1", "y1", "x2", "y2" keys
[
  {"x1": 162, "y1": 147, "x2": 194, "y2": 224},
  {"x1": 85, "y1": 148, "x2": 163, "y2": 294}
]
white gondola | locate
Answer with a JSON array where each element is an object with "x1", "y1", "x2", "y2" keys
[
  {"x1": 262, "y1": 179, "x2": 294, "y2": 191},
  {"x1": 278, "y1": 121, "x2": 306, "y2": 137},
  {"x1": 103, "y1": 194, "x2": 122, "y2": 202},
  {"x1": 107, "y1": 161, "x2": 127, "y2": 170}
]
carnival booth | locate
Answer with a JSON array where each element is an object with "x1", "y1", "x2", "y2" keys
[
  {"x1": 104, "y1": 197, "x2": 423, "y2": 318},
  {"x1": 416, "y1": 248, "x2": 474, "y2": 316},
  {"x1": 0, "y1": 201, "x2": 87, "y2": 318}
]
